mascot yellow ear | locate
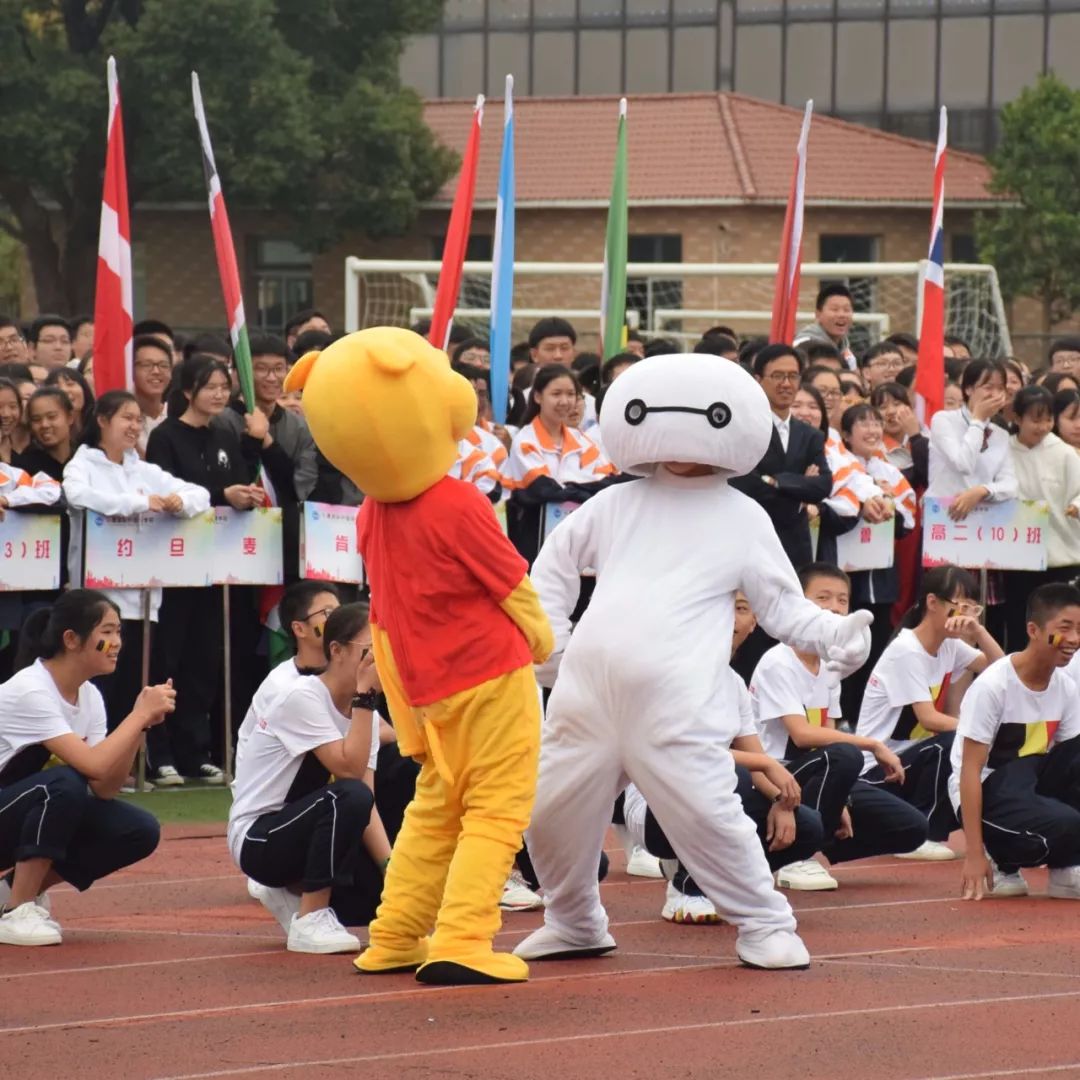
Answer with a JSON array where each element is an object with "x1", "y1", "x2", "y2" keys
[{"x1": 284, "y1": 350, "x2": 321, "y2": 392}]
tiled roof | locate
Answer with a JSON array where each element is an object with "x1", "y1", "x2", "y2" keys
[{"x1": 422, "y1": 92, "x2": 998, "y2": 206}]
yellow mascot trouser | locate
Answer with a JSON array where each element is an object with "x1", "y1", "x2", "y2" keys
[{"x1": 356, "y1": 663, "x2": 541, "y2": 984}]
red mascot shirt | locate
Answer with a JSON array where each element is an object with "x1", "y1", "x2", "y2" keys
[{"x1": 358, "y1": 476, "x2": 533, "y2": 706}]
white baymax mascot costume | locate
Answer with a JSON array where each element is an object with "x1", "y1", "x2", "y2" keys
[{"x1": 515, "y1": 353, "x2": 872, "y2": 971}]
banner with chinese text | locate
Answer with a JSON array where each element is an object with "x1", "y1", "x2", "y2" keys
[
  {"x1": 84, "y1": 511, "x2": 216, "y2": 588},
  {"x1": 835, "y1": 518, "x2": 895, "y2": 572},
  {"x1": 212, "y1": 506, "x2": 283, "y2": 585},
  {"x1": 0, "y1": 514, "x2": 62, "y2": 591},
  {"x1": 922, "y1": 497, "x2": 1049, "y2": 572},
  {"x1": 300, "y1": 502, "x2": 363, "y2": 584}
]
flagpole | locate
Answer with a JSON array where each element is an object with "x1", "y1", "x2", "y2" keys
[
  {"x1": 915, "y1": 106, "x2": 948, "y2": 425},
  {"x1": 601, "y1": 98, "x2": 629, "y2": 360},
  {"x1": 192, "y1": 71, "x2": 256, "y2": 415},
  {"x1": 489, "y1": 75, "x2": 515, "y2": 426},
  {"x1": 93, "y1": 55, "x2": 134, "y2": 394},
  {"x1": 769, "y1": 100, "x2": 813, "y2": 344},
  {"x1": 430, "y1": 95, "x2": 484, "y2": 352}
]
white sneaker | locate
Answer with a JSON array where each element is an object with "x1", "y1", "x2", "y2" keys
[
  {"x1": 513, "y1": 923, "x2": 617, "y2": 961},
  {"x1": 990, "y1": 864, "x2": 1029, "y2": 897},
  {"x1": 0, "y1": 878, "x2": 58, "y2": 929},
  {"x1": 196, "y1": 764, "x2": 225, "y2": 785},
  {"x1": 776, "y1": 859, "x2": 838, "y2": 892},
  {"x1": 626, "y1": 846, "x2": 664, "y2": 879},
  {"x1": 499, "y1": 868, "x2": 544, "y2": 911},
  {"x1": 287, "y1": 907, "x2": 361, "y2": 954},
  {"x1": 0, "y1": 902, "x2": 62, "y2": 946},
  {"x1": 661, "y1": 881, "x2": 721, "y2": 925},
  {"x1": 895, "y1": 840, "x2": 958, "y2": 861},
  {"x1": 250, "y1": 882, "x2": 302, "y2": 932},
  {"x1": 1048, "y1": 866, "x2": 1080, "y2": 899},
  {"x1": 736, "y1": 929, "x2": 811, "y2": 970},
  {"x1": 153, "y1": 765, "x2": 185, "y2": 787}
]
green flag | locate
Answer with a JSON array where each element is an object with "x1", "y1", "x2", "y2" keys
[{"x1": 601, "y1": 97, "x2": 629, "y2": 360}]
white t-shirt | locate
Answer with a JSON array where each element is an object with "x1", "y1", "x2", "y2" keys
[
  {"x1": 948, "y1": 655, "x2": 1080, "y2": 811},
  {"x1": 234, "y1": 659, "x2": 306, "y2": 760},
  {"x1": 227, "y1": 676, "x2": 379, "y2": 864},
  {"x1": 749, "y1": 644, "x2": 840, "y2": 764},
  {"x1": 857, "y1": 629, "x2": 980, "y2": 772},
  {"x1": 0, "y1": 660, "x2": 107, "y2": 784}
]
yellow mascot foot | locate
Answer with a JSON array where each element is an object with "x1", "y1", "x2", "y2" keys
[
  {"x1": 353, "y1": 940, "x2": 429, "y2": 975},
  {"x1": 415, "y1": 951, "x2": 529, "y2": 985}
]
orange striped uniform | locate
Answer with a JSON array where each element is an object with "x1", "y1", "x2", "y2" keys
[{"x1": 504, "y1": 417, "x2": 615, "y2": 493}]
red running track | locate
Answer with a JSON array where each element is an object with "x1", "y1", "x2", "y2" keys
[{"x1": 3, "y1": 826, "x2": 1080, "y2": 1080}]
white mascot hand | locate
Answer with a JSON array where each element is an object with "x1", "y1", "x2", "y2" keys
[{"x1": 825, "y1": 609, "x2": 874, "y2": 676}]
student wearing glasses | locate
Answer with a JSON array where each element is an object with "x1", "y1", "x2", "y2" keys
[
  {"x1": 856, "y1": 565, "x2": 1002, "y2": 861},
  {"x1": 731, "y1": 345, "x2": 832, "y2": 571},
  {"x1": 859, "y1": 343, "x2": 908, "y2": 392},
  {"x1": 131, "y1": 335, "x2": 173, "y2": 456},
  {"x1": 228, "y1": 603, "x2": 388, "y2": 954}
]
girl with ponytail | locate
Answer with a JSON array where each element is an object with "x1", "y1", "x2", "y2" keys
[
  {"x1": 853, "y1": 565, "x2": 1004, "y2": 861},
  {"x1": 0, "y1": 590, "x2": 175, "y2": 947}
]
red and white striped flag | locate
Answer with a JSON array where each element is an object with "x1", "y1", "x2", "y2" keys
[
  {"x1": 915, "y1": 107, "x2": 948, "y2": 424},
  {"x1": 430, "y1": 95, "x2": 484, "y2": 353},
  {"x1": 93, "y1": 56, "x2": 133, "y2": 393},
  {"x1": 770, "y1": 101, "x2": 813, "y2": 345}
]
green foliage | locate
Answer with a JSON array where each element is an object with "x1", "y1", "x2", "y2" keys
[
  {"x1": 0, "y1": 0, "x2": 454, "y2": 310},
  {"x1": 977, "y1": 73, "x2": 1080, "y2": 328}
]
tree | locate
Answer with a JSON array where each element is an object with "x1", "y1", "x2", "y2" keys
[
  {"x1": 0, "y1": 0, "x2": 456, "y2": 313},
  {"x1": 977, "y1": 73, "x2": 1080, "y2": 333}
]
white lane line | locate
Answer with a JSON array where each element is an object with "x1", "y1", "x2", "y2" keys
[
  {"x1": 823, "y1": 956, "x2": 1080, "y2": 982},
  {"x1": 0, "y1": 948, "x2": 278, "y2": 981},
  {"x1": 146, "y1": 987, "x2": 1080, "y2": 1080},
  {"x1": 912, "y1": 1066, "x2": 1080, "y2": 1080},
  {"x1": 52, "y1": 873, "x2": 241, "y2": 894}
]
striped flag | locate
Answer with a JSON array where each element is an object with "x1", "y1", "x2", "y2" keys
[
  {"x1": 770, "y1": 100, "x2": 813, "y2": 345},
  {"x1": 915, "y1": 107, "x2": 948, "y2": 424},
  {"x1": 600, "y1": 98, "x2": 629, "y2": 359},
  {"x1": 93, "y1": 56, "x2": 133, "y2": 394},
  {"x1": 489, "y1": 75, "x2": 515, "y2": 426},
  {"x1": 191, "y1": 72, "x2": 256, "y2": 416},
  {"x1": 430, "y1": 95, "x2": 484, "y2": 353}
]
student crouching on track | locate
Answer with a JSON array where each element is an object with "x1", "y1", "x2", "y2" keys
[
  {"x1": 228, "y1": 602, "x2": 388, "y2": 954},
  {"x1": 856, "y1": 564, "x2": 1002, "y2": 862},
  {"x1": 0, "y1": 590, "x2": 174, "y2": 946},
  {"x1": 956, "y1": 583, "x2": 1080, "y2": 901},
  {"x1": 64, "y1": 391, "x2": 210, "y2": 739}
]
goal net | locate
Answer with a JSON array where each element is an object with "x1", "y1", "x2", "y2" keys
[{"x1": 344, "y1": 258, "x2": 1012, "y2": 358}]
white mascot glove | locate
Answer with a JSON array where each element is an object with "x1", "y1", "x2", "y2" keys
[{"x1": 824, "y1": 609, "x2": 874, "y2": 681}]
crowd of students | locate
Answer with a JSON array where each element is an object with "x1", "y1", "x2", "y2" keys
[{"x1": 1, "y1": 296, "x2": 1080, "y2": 951}]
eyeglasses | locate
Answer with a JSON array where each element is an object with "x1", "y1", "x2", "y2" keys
[
  {"x1": 947, "y1": 600, "x2": 984, "y2": 618},
  {"x1": 765, "y1": 371, "x2": 801, "y2": 384},
  {"x1": 870, "y1": 357, "x2": 905, "y2": 371},
  {"x1": 37, "y1": 336, "x2": 70, "y2": 347},
  {"x1": 135, "y1": 360, "x2": 171, "y2": 373},
  {"x1": 817, "y1": 389, "x2": 842, "y2": 401},
  {"x1": 301, "y1": 606, "x2": 336, "y2": 623},
  {"x1": 253, "y1": 367, "x2": 288, "y2": 379},
  {"x1": 0, "y1": 335, "x2": 23, "y2": 348}
]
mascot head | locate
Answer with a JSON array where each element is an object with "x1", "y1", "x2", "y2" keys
[
  {"x1": 284, "y1": 327, "x2": 476, "y2": 503},
  {"x1": 600, "y1": 353, "x2": 772, "y2": 478}
]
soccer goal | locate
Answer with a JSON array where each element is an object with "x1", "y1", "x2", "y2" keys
[{"x1": 343, "y1": 258, "x2": 1012, "y2": 358}]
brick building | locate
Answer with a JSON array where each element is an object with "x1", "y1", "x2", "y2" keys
[{"x1": 113, "y1": 92, "x2": 1025, "y2": 358}]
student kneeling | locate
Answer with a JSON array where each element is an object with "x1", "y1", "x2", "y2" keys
[
  {"x1": 228, "y1": 603, "x2": 384, "y2": 954},
  {"x1": 0, "y1": 591, "x2": 173, "y2": 946},
  {"x1": 955, "y1": 583, "x2": 1080, "y2": 901}
]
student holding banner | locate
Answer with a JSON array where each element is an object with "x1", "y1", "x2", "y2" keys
[
  {"x1": 17, "y1": 388, "x2": 77, "y2": 483},
  {"x1": 1005, "y1": 384, "x2": 1080, "y2": 652},
  {"x1": 0, "y1": 590, "x2": 174, "y2": 946},
  {"x1": 63, "y1": 390, "x2": 210, "y2": 737},
  {"x1": 505, "y1": 364, "x2": 615, "y2": 565},
  {"x1": 856, "y1": 565, "x2": 1002, "y2": 862},
  {"x1": 146, "y1": 355, "x2": 295, "y2": 786}
]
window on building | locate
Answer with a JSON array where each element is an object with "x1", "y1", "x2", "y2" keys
[
  {"x1": 578, "y1": 29, "x2": 623, "y2": 93},
  {"x1": 626, "y1": 27, "x2": 670, "y2": 92},
  {"x1": 627, "y1": 234, "x2": 683, "y2": 334},
  {"x1": 673, "y1": 24, "x2": 718, "y2": 90},
  {"x1": 488, "y1": 32, "x2": 530, "y2": 97},
  {"x1": 250, "y1": 239, "x2": 314, "y2": 335},
  {"x1": 951, "y1": 233, "x2": 978, "y2": 263},
  {"x1": 399, "y1": 34, "x2": 440, "y2": 98},
  {"x1": 533, "y1": 31, "x2": 576, "y2": 94},
  {"x1": 941, "y1": 17, "x2": 990, "y2": 107},
  {"x1": 835, "y1": 22, "x2": 885, "y2": 112},
  {"x1": 992, "y1": 15, "x2": 1044, "y2": 105},
  {"x1": 734, "y1": 24, "x2": 782, "y2": 98},
  {"x1": 785, "y1": 22, "x2": 833, "y2": 109},
  {"x1": 442, "y1": 33, "x2": 485, "y2": 97},
  {"x1": 819, "y1": 234, "x2": 880, "y2": 351},
  {"x1": 886, "y1": 19, "x2": 935, "y2": 111}
]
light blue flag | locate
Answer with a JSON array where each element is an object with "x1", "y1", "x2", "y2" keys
[{"x1": 490, "y1": 75, "x2": 515, "y2": 426}]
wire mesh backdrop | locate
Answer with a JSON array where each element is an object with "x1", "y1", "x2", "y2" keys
[{"x1": 344, "y1": 259, "x2": 1013, "y2": 359}]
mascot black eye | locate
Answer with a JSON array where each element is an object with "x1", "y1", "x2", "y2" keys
[
  {"x1": 624, "y1": 398, "x2": 647, "y2": 426},
  {"x1": 706, "y1": 401, "x2": 731, "y2": 429}
]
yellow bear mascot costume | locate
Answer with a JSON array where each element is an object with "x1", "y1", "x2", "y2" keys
[{"x1": 285, "y1": 327, "x2": 554, "y2": 985}]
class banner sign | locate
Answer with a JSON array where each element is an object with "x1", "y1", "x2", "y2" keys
[
  {"x1": 0, "y1": 514, "x2": 62, "y2": 591},
  {"x1": 922, "y1": 497, "x2": 1048, "y2": 572},
  {"x1": 300, "y1": 502, "x2": 363, "y2": 584}
]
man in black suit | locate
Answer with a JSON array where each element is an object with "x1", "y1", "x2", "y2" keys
[{"x1": 730, "y1": 343, "x2": 832, "y2": 570}]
